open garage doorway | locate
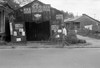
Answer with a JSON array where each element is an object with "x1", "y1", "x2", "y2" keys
[
  {"x1": 25, "y1": 21, "x2": 50, "y2": 41},
  {"x1": 5, "y1": 19, "x2": 11, "y2": 42}
]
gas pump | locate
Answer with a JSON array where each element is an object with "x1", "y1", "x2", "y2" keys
[{"x1": 10, "y1": 22, "x2": 26, "y2": 43}]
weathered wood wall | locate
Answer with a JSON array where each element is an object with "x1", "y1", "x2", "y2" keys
[{"x1": 11, "y1": 0, "x2": 64, "y2": 42}]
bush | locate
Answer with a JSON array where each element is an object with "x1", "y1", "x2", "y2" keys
[
  {"x1": 64, "y1": 34, "x2": 78, "y2": 44},
  {"x1": 64, "y1": 34, "x2": 86, "y2": 44},
  {"x1": 78, "y1": 39, "x2": 86, "y2": 43}
]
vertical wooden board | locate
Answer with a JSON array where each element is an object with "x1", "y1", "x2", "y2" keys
[
  {"x1": 42, "y1": 11, "x2": 50, "y2": 21},
  {"x1": 24, "y1": 14, "x2": 32, "y2": 22},
  {"x1": 0, "y1": 11, "x2": 5, "y2": 33},
  {"x1": 0, "y1": 11, "x2": 1, "y2": 32},
  {"x1": 15, "y1": 9, "x2": 24, "y2": 22}
]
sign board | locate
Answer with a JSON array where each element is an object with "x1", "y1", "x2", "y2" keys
[
  {"x1": 32, "y1": 2, "x2": 43, "y2": 12},
  {"x1": 32, "y1": 13, "x2": 42, "y2": 21},
  {"x1": 23, "y1": 8, "x2": 31, "y2": 14},
  {"x1": 15, "y1": 24, "x2": 23, "y2": 29},
  {"x1": 32, "y1": 3, "x2": 50, "y2": 13},
  {"x1": 23, "y1": 2, "x2": 50, "y2": 14},
  {"x1": 11, "y1": 22, "x2": 26, "y2": 42}
]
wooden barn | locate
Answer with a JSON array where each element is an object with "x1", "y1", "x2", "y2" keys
[
  {"x1": 64, "y1": 14, "x2": 100, "y2": 32},
  {"x1": 9, "y1": 0, "x2": 64, "y2": 42}
]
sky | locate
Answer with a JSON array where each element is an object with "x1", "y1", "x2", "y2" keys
[
  {"x1": 39, "y1": 0, "x2": 100, "y2": 20},
  {"x1": 15, "y1": 0, "x2": 100, "y2": 20}
]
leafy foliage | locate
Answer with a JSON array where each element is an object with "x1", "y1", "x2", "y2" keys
[
  {"x1": 0, "y1": 0, "x2": 20, "y2": 10},
  {"x1": 61, "y1": 11, "x2": 74, "y2": 19},
  {"x1": 13, "y1": 0, "x2": 33, "y2": 6}
]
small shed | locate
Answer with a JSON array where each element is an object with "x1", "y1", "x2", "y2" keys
[{"x1": 64, "y1": 17, "x2": 80, "y2": 30}]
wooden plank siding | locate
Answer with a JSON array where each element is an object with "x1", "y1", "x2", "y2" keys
[
  {"x1": 11, "y1": 0, "x2": 64, "y2": 42},
  {"x1": 0, "y1": 6, "x2": 5, "y2": 33}
]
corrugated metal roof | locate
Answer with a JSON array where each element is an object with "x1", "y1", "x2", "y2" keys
[
  {"x1": 64, "y1": 14, "x2": 100, "y2": 24},
  {"x1": 64, "y1": 16, "x2": 81, "y2": 22}
]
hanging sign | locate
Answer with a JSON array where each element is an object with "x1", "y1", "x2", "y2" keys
[
  {"x1": 32, "y1": 2, "x2": 43, "y2": 13},
  {"x1": 15, "y1": 24, "x2": 23, "y2": 30},
  {"x1": 43, "y1": 5, "x2": 50, "y2": 11},
  {"x1": 33, "y1": 14, "x2": 42, "y2": 21},
  {"x1": 23, "y1": 8, "x2": 31, "y2": 14},
  {"x1": 56, "y1": 14, "x2": 63, "y2": 20},
  {"x1": 23, "y1": 2, "x2": 50, "y2": 14}
]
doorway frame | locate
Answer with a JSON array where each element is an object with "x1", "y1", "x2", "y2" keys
[{"x1": 25, "y1": 21, "x2": 51, "y2": 41}]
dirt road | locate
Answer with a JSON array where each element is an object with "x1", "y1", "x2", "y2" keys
[{"x1": 77, "y1": 35, "x2": 100, "y2": 47}]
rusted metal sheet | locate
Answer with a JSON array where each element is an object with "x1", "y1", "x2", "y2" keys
[{"x1": 14, "y1": 0, "x2": 63, "y2": 23}]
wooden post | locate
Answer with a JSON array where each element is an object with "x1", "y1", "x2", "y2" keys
[{"x1": 0, "y1": 10, "x2": 6, "y2": 43}]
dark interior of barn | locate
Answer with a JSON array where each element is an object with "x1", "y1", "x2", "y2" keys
[
  {"x1": 5, "y1": 19, "x2": 11, "y2": 42},
  {"x1": 25, "y1": 21, "x2": 50, "y2": 41}
]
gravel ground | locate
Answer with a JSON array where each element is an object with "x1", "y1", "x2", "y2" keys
[
  {"x1": 77, "y1": 35, "x2": 100, "y2": 47},
  {"x1": 0, "y1": 35, "x2": 99, "y2": 49}
]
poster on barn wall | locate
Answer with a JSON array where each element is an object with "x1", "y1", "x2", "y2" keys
[
  {"x1": 32, "y1": 13, "x2": 43, "y2": 22},
  {"x1": 56, "y1": 14, "x2": 64, "y2": 26},
  {"x1": 32, "y1": 2, "x2": 43, "y2": 13},
  {"x1": 23, "y1": 4, "x2": 50, "y2": 14},
  {"x1": 32, "y1": 2, "x2": 50, "y2": 13},
  {"x1": 11, "y1": 22, "x2": 26, "y2": 42},
  {"x1": 23, "y1": 1, "x2": 51, "y2": 22},
  {"x1": 23, "y1": 8, "x2": 31, "y2": 14}
]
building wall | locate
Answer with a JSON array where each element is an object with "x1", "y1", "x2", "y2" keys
[{"x1": 74, "y1": 14, "x2": 100, "y2": 32}]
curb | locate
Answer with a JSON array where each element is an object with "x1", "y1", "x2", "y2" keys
[{"x1": 0, "y1": 42, "x2": 99, "y2": 49}]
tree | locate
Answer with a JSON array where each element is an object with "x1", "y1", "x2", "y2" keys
[
  {"x1": 68, "y1": 13, "x2": 74, "y2": 18},
  {"x1": 7, "y1": 0, "x2": 20, "y2": 10},
  {"x1": 62, "y1": 11, "x2": 75, "y2": 19},
  {"x1": 0, "y1": 0, "x2": 20, "y2": 10},
  {"x1": 14, "y1": 0, "x2": 33, "y2": 6}
]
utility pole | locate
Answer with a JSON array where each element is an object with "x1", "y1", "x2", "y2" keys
[{"x1": 94, "y1": 14, "x2": 96, "y2": 19}]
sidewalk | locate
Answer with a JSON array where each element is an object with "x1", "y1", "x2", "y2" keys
[
  {"x1": 0, "y1": 42, "x2": 89, "y2": 49},
  {"x1": 0, "y1": 42, "x2": 63, "y2": 49},
  {"x1": 0, "y1": 35, "x2": 100, "y2": 49}
]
